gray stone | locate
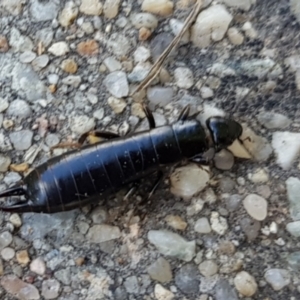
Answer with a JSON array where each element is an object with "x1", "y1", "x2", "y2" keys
[
  {"x1": 35, "y1": 28, "x2": 54, "y2": 47},
  {"x1": 19, "y1": 51, "x2": 37, "y2": 63},
  {"x1": 7, "y1": 99, "x2": 32, "y2": 119},
  {"x1": 32, "y1": 54, "x2": 49, "y2": 70},
  {"x1": 54, "y1": 268, "x2": 71, "y2": 285},
  {"x1": 147, "y1": 86, "x2": 173, "y2": 108},
  {"x1": 130, "y1": 13, "x2": 158, "y2": 30},
  {"x1": 240, "y1": 217, "x2": 260, "y2": 241},
  {"x1": 1, "y1": 275, "x2": 40, "y2": 299},
  {"x1": 0, "y1": 232, "x2": 13, "y2": 250},
  {"x1": 287, "y1": 251, "x2": 300, "y2": 271},
  {"x1": 1, "y1": 0, "x2": 23, "y2": 15},
  {"x1": 291, "y1": 0, "x2": 300, "y2": 23},
  {"x1": 45, "y1": 134, "x2": 60, "y2": 148},
  {"x1": 9, "y1": 27, "x2": 34, "y2": 53},
  {"x1": 90, "y1": 207, "x2": 108, "y2": 224},
  {"x1": 62, "y1": 75, "x2": 82, "y2": 88},
  {"x1": 103, "y1": 57, "x2": 122, "y2": 72},
  {"x1": 87, "y1": 225, "x2": 121, "y2": 243},
  {"x1": 243, "y1": 194, "x2": 268, "y2": 221},
  {"x1": 30, "y1": 0, "x2": 59, "y2": 22},
  {"x1": 4, "y1": 172, "x2": 22, "y2": 186},
  {"x1": 219, "y1": 177, "x2": 235, "y2": 193},
  {"x1": 124, "y1": 276, "x2": 139, "y2": 294},
  {"x1": 128, "y1": 63, "x2": 151, "y2": 83},
  {"x1": 150, "y1": 32, "x2": 174, "y2": 61},
  {"x1": 194, "y1": 217, "x2": 211, "y2": 234},
  {"x1": 272, "y1": 132, "x2": 300, "y2": 170},
  {"x1": 0, "y1": 155, "x2": 11, "y2": 172},
  {"x1": 264, "y1": 269, "x2": 291, "y2": 291},
  {"x1": 148, "y1": 230, "x2": 196, "y2": 262},
  {"x1": 199, "y1": 260, "x2": 218, "y2": 277},
  {"x1": 12, "y1": 63, "x2": 46, "y2": 102},
  {"x1": 175, "y1": 263, "x2": 200, "y2": 294},
  {"x1": 70, "y1": 115, "x2": 95, "y2": 135},
  {"x1": 257, "y1": 111, "x2": 291, "y2": 129},
  {"x1": 41, "y1": 279, "x2": 60, "y2": 299},
  {"x1": 215, "y1": 279, "x2": 238, "y2": 300},
  {"x1": 286, "y1": 221, "x2": 300, "y2": 237},
  {"x1": 191, "y1": 5, "x2": 232, "y2": 48},
  {"x1": 147, "y1": 257, "x2": 172, "y2": 283},
  {"x1": 286, "y1": 177, "x2": 300, "y2": 221},
  {"x1": 104, "y1": 71, "x2": 129, "y2": 98},
  {"x1": 226, "y1": 194, "x2": 242, "y2": 212},
  {"x1": 20, "y1": 211, "x2": 77, "y2": 242},
  {"x1": 107, "y1": 33, "x2": 131, "y2": 57},
  {"x1": 240, "y1": 58, "x2": 282, "y2": 79},
  {"x1": 9, "y1": 130, "x2": 33, "y2": 151},
  {"x1": 0, "y1": 98, "x2": 9, "y2": 113},
  {"x1": 214, "y1": 149, "x2": 234, "y2": 170}
]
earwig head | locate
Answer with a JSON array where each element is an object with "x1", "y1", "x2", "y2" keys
[{"x1": 206, "y1": 116, "x2": 243, "y2": 151}]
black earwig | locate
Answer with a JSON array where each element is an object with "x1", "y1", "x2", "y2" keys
[{"x1": 0, "y1": 106, "x2": 243, "y2": 214}]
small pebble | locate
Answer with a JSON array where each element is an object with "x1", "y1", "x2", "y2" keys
[
  {"x1": 59, "y1": 1, "x2": 79, "y2": 27},
  {"x1": 210, "y1": 212, "x2": 228, "y2": 235},
  {"x1": 174, "y1": 67, "x2": 194, "y2": 89},
  {"x1": 170, "y1": 164, "x2": 210, "y2": 198},
  {"x1": 175, "y1": 263, "x2": 200, "y2": 294},
  {"x1": 1, "y1": 247, "x2": 15, "y2": 261},
  {"x1": 0, "y1": 155, "x2": 11, "y2": 172},
  {"x1": 80, "y1": 0, "x2": 103, "y2": 15},
  {"x1": 142, "y1": 0, "x2": 174, "y2": 17},
  {"x1": 148, "y1": 230, "x2": 196, "y2": 262},
  {"x1": 234, "y1": 271, "x2": 257, "y2": 297},
  {"x1": 103, "y1": 57, "x2": 122, "y2": 72},
  {"x1": 61, "y1": 59, "x2": 78, "y2": 73},
  {"x1": 9, "y1": 130, "x2": 33, "y2": 151},
  {"x1": 147, "y1": 257, "x2": 172, "y2": 283},
  {"x1": 154, "y1": 284, "x2": 174, "y2": 300},
  {"x1": 264, "y1": 269, "x2": 291, "y2": 291},
  {"x1": 165, "y1": 215, "x2": 187, "y2": 231},
  {"x1": 194, "y1": 217, "x2": 211, "y2": 234},
  {"x1": 16, "y1": 250, "x2": 30, "y2": 266},
  {"x1": 103, "y1": 0, "x2": 121, "y2": 19},
  {"x1": 30, "y1": 257, "x2": 46, "y2": 275},
  {"x1": 243, "y1": 194, "x2": 268, "y2": 221},
  {"x1": 104, "y1": 71, "x2": 129, "y2": 98},
  {"x1": 199, "y1": 260, "x2": 218, "y2": 277},
  {"x1": 87, "y1": 225, "x2": 121, "y2": 243},
  {"x1": 0, "y1": 35, "x2": 9, "y2": 52},
  {"x1": 9, "y1": 214, "x2": 22, "y2": 227},
  {"x1": 42, "y1": 279, "x2": 60, "y2": 299},
  {"x1": 227, "y1": 27, "x2": 244, "y2": 45},
  {"x1": 107, "y1": 96, "x2": 127, "y2": 114},
  {"x1": 131, "y1": 13, "x2": 158, "y2": 30},
  {"x1": 48, "y1": 42, "x2": 69, "y2": 56},
  {"x1": 77, "y1": 40, "x2": 99, "y2": 56}
]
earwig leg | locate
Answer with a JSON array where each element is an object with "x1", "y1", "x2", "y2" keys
[
  {"x1": 142, "y1": 104, "x2": 156, "y2": 129},
  {"x1": 0, "y1": 185, "x2": 26, "y2": 198},
  {"x1": 178, "y1": 105, "x2": 190, "y2": 121},
  {"x1": 190, "y1": 156, "x2": 210, "y2": 165},
  {"x1": 139, "y1": 170, "x2": 164, "y2": 206},
  {"x1": 51, "y1": 142, "x2": 82, "y2": 152},
  {"x1": 78, "y1": 130, "x2": 120, "y2": 145}
]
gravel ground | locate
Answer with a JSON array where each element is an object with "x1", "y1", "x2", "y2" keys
[{"x1": 1, "y1": 0, "x2": 300, "y2": 299}]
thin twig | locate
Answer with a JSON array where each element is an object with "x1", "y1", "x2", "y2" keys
[{"x1": 131, "y1": 0, "x2": 204, "y2": 96}]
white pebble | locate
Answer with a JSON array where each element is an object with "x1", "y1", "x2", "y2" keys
[
  {"x1": 174, "y1": 67, "x2": 194, "y2": 89},
  {"x1": 243, "y1": 194, "x2": 268, "y2": 221}
]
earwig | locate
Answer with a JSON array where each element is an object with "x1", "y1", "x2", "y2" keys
[{"x1": 0, "y1": 105, "x2": 243, "y2": 214}]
